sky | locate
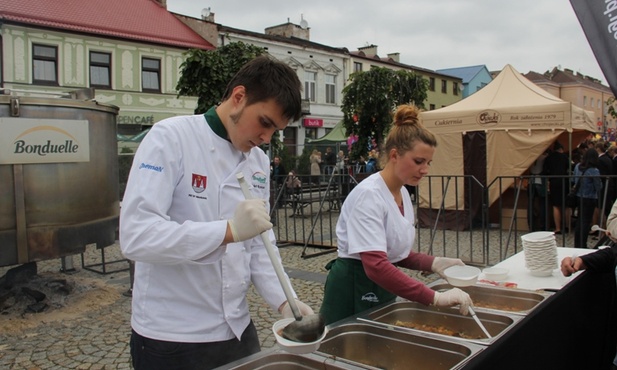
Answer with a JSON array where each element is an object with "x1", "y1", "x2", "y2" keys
[{"x1": 167, "y1": 0, "x2": 607, "y2": 84}]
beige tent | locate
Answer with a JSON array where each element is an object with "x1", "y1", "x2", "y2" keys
[{"x1": 417, "y1": 64, "x2": 596, "y2": 229}]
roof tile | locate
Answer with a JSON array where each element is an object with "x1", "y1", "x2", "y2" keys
[{"x1": 0, "y1": 0, "x2": 214, "y2": 50}]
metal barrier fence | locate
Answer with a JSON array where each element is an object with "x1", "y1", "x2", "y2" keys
[{"x1": 272, "y1": 170, "x2": 617, "y2": 266}]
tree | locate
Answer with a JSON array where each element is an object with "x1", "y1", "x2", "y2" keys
[
  {"x1": 608, "y1": 97, "x2": 617, "y2": 120},
  {"x1": 176, "y1": 42, "x2": 265, "y2": 114},
  {"x1": 340, "y1": 67, "x2": 428, "y2": 160}
]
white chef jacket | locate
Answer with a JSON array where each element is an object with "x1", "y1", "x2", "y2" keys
[
  {"x1": 336, "y1": 173, "x2": 415, "y2": 261},
  {"x1": 120, "y1": 113, "x2": 292, "y2": 343}
]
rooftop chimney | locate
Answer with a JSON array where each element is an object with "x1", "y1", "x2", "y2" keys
[
  {"x1": 387, "y1": 52, "x2": 400, "y2": 62},
  {"x1": 358, "y1": 44, "x2": 378, "y2": 57}
]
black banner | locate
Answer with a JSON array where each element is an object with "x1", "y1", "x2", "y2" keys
[{"x1": 570, "y1": 0, "x2": 617, "y2": 97}]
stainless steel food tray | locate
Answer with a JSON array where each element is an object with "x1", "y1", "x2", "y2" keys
[
  {"x1": 317, "y1": 322, "x2": 484, "y2": 370},
  {"x1": 429, "y1": 281, "x2": 551, "y2": 315},
  {"x1": 357, "y1": 300, "x2": 522, "y2": 346}
]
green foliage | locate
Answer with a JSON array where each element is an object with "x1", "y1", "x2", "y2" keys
[
  {"x1": 118, "y1": 146, "x2": 135, "y2": 200},
  {"x1": 608, "y1": 97, "x2": 617, "y2": 119},
  {"x1": 296, "y1": 145, "x2": 312, "y2": 175},
  {"x1": 341, "y1": 67, "x2": 428, "y2": 160},
  {"x1": 176, "y1": 42, "x2": 266, "y2": 114}
]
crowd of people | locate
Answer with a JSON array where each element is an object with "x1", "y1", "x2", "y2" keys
[{"x1": 528, "y1": 138, "x2": 617, "y2": 249}]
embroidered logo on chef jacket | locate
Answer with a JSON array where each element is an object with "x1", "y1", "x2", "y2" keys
[
  {"x1": 191, "y1": 173, "x2": 207, "y2": 193},
  {"x1": 251, "y1": 172, "x2": 267, "y2": 190},
  {"x1": 361, "y1": 292, "x2": 379, "y2": 303}
]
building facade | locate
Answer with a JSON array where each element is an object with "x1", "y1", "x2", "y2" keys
[
  {"x1": 349, "y1": 45, "x2": 463, "y2": 111},
  {"x1": 525, "y1": 67, "x2": 616, "y2": 134},
  {"x1": 0, "y1": 0, "x2": 214, "y2": 149},
  {"x1": 436, "y1": 65, "x2": 493, "y2": 98}
]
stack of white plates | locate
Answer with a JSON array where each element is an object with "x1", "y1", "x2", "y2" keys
[{"x1": 521, "y1": 231, "x2": 558, "y2": 277}]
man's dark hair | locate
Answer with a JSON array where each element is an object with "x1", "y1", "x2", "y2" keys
[
  {"x1": 553, "y1": 141, "x2": 564, "y2": 151},
  {"x1": 222, "y1": 56, "x2": 303, "y2": 122}
]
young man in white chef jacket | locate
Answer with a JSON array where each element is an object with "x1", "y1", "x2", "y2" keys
[{"x1": 120, "y1": 56, "x2": 314, "y2": 370}]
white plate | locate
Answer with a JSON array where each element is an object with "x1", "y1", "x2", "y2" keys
[
  {"x1": 521, "y1": 231, "x2": 555, "y2": 243},
  {"x1": 529, "y1": 269, "x2": 554, "y2": 277}
]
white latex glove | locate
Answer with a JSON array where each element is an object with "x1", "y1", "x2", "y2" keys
[
  {"x1": 228, "y1": 199, "x2": 272, "y2": 242},
  {"x1": 431, "y1": 257, "x2": 465, "y2": 279},
  {"x1": 280, "y1": 300, "x2": 315, "y2": 318},
  {"x1": 433, "y1": 288, "x2": 473, "y2": 315}
]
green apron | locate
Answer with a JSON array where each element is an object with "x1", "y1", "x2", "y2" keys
[{"x1": 320, "y1": 258, "x2": 396, "y2": 325}]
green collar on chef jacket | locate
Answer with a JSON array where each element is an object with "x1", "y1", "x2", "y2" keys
[{"x1": 204, "y1": 106, "x2": 230, "y2": 143}]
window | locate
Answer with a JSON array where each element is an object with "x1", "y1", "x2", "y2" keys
[
  {"x1": 305, "y1": 127, "x2": 318, "y2": 140},
  {"x1": 325, "y1": 74, "x2": 336, "y2": 104},
  {"x1": 583, "y1": 96, "x2": 587, "y2": 106},
  {"x1": 590, "y1": 98, "x2": 594, "y2": 108},
  {"x1": 429, "y1": 104, "x2": 436, "y2": 110},
  {"x1": 90, "y1": 51, "x2": 111, "y2": 88},
  {"x1": 304, "y1": 71, "x2": 316, "y2": 102},
  {"x1": 353, "y1": 62, "x2": 362, "y2": 72},
  {"x1": 429, "y1": 77, "x2": 435, "y2": 92},
  {"x1": 142, "y1": 57, "x2": 161, "y2": 92},
  {"x1": 453, "y1": 82, "x2": 459, "y2": 96},
  {"x1": 32, "y1": 44, "x2": 58, "y2": 85},
  {"x1": 441, "y1": 80, "x2": 447, "y2": 94}
]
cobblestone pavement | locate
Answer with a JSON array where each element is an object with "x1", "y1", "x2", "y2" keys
[{"x1": 0, "y1": 243, "x2": 382, "y2": 369}]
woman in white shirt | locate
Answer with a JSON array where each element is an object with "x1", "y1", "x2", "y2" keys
[{"x1": 320, "y1": 104, "x2": 473, "y2": 325}]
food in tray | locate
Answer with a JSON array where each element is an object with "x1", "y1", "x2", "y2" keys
[
  {"x1": 473, "y1": 301, "x2": 519, "y2": 312},
  {"x1": 394, "y1": 320, "x2": 483, "y2": 339}
]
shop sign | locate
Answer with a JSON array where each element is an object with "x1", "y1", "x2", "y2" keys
[{"x1": 303, "y1": 118, "x2": 323, "y2": 127}]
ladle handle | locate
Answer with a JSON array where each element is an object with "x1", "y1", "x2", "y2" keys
[{"x1": 236, "y1": 173, "x2": 302, "y2": 321}]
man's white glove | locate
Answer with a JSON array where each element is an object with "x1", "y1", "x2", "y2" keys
[
  {"x1": 431, "y1": 257, "x2": 465, "y2": 279},
  {"x1": 280, "y1": 300, "x2": 315, "y2": 318},
  {"x1": 228, "y1": 199, "x2": 272, "y2": 242},
  {"x1": 433, "y1": 288, "x2": 473, "y2": 315}
]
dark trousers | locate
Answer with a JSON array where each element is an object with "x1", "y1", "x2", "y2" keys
[
  {"x1": 574, "y1": 197, "x2": 596, "y2": 248},
  {"x1": 130, "y1": 321, "x2": 260, "y2": 370}
]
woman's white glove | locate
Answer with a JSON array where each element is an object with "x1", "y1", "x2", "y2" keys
[
  {"x1": 431, "y1": 257, "x2": 465, "y2": 279},
  {"x1": 433, "y1": 288, "x2": 473, "y2": 315},
  {"x1": 280, "y1": 300, "x2": 315, "y2": 318},
  {"x1": 228, "y1": 199, "x2": 272, "y2": 242}
]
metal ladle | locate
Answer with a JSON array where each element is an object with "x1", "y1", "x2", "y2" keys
[
  {"x1": 468, "y1": 306, "x2": 492, "y2": 339},
  {"x1": 236, "y1": 173, "x2": 325, "y2": 343}
]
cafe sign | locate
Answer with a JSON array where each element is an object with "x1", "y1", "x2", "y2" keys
[{"x1": 0, "y1": 118, "x2": 90, "y2": 164}]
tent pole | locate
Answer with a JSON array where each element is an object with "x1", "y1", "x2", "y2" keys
[{"x1": 568, "y1": 131, "x2": 573, "y2": 175}]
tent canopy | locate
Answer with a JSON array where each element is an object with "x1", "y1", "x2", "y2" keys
[
  {"x1": 417, "y1": 64, "x2": 596, "y2": 228},
  {"x1": 307, "y1": 121, "x2": 347, "y2": 144}
]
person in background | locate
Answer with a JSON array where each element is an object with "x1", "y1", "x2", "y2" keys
[
  {"x1": 529, "y1": 150, "x2": 548, "y2": 231},
  {"x1": 335, "y1": 150, "x2": 346, "y2": 173},
  {"x1": 543, "y1": 141, "x2": 570, "y2": 234},
  {"x1": 323, "y1": 146, "x2": 336, "y2": 176},
  {"x1": 119, "y1": 56, "x2": 315, "y2": 370},
  {"x1": 572, "y1": 148, "x2": 602, "y2": 248},
  {"x1": 309, "y1": 149, "x2": 322, "y2": 185},
  {"x1": 365, "y1": 150, "x2": 378, "y2": 173},
  {"x1": 270, "y1": 155, "x2": 286, "y2": 187},
  {"x1": 561, "y1": 197, "x2": 617, "y2": 369},
  {"x1": 285, "y1": 169, "x2": 302, "y2": 217},
  {"x1": 353, "y1": 155, "x2": 367, "y2": 174},
  {"x1": 270, "y1": 155, "x2": 286, "y2": 208},
  {"x1": 319, "y1": 104, "x2": 473, "y2": 325},
  {"x1": 594, "y1": 141, "x2": 614, "y2": 233}
]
